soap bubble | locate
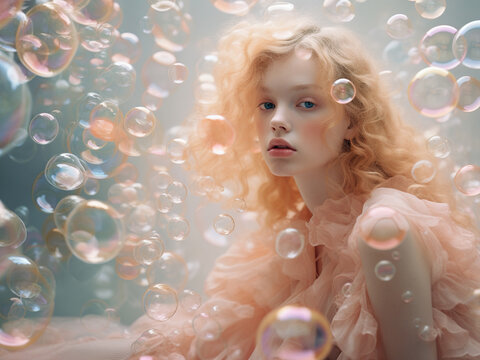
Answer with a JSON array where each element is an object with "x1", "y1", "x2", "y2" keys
[
  {"x1": 359, "y1": 206, "x2": 406, "y2": 250},
  {"x1": 45, "y1": 153, "x2": 86, "y2": 191},
  {"x1": 54, "y1": 195, "x2": 85, "y2": 232},
  {"x1": 209, "y1": 0, "x2": 258, "y2": 15},
  {"x1": 0, "y1": 10, "x2": 27, "y2": 53},
  {"x1": 454, "y1": 165, "x2": 480, "y2": 196},
  {"x1": 166, "y1": 215, "x2": 190, "y2": 241},
  {"x1": 166, "y1": 138, "x2": 188, "y2": 165},
  {"x1": 257, "y1": 305, "x2": 333, "y2": 360},
  {"x1": 127, "y1": 203, "x2": 156, "y2": 235},
  {"x1": 16, "y1": 2, "x2": 78, "y2": 77},
  {"x1": 426, "y1": 135, "x2": 450, "y2": 158},
  {"x1": 70, "y1": 0, "x2": 114, "y2": 26},
  {"x1": 407, "y1": 67, "x2": 458, "y2": 118},
  {"x1": 198, "y1": 115, "x2": 236, "y2": 155},
  {"x1": 32, "y1": 172, "x2": 74, "y2": 213},
  {"x1": 146, "y1": 251, "x2": 188, "y2": 290},
  {"x1": 124, "y1": 107, "x2": 156, "y2": 138},
  {"x1": 168, "y1": 62, "x2": 188, "y2": 84},
  {"x1": 0, "y1": 201, "x2": 27, "y2": 248},
  {"x1": 411, "y1": 160, "x2": 436, "y2": 184},
  {"x1": 89, "y1": 100, "x2": 123, "y2": 142},
  {"x1": 452, "y1": 20, "x2": 480, "y2": 69},
  {"x1": 401, "y1": 290, "x2": 414, "y2": 303},
  {"x1": 96, "y1": 62, "x2": 136, "y2": 103},
  {"x1": 133, "y1": 236, "x2": 165, "y2": 266},
  {"x1": 111, "y1": 32, "x2": 141, "y2": 64},
  {"x1": 179, "y1": 289, "x2": 202, "y2": 313},
  {"x1": 142, "y1": 51, "x2": 177, "y2": 98},
  {"x1": 45, "y1": 228, "x2": 71, "y2": 261},
  {"x1": 65, "y1": 200, "x2": 125, "y2": 264},
  {"x1": 131, "y1": 328, "x2": 166, "y2": 354},
  {"x1": 28, "y1": 113, "x2": 59, "y2": 145},
  {"x1": 414, "y1": 0, "x2": 446, "y2": 20},
  {"x1": 418, "y1": 324, "x2": 438, "y2": 342},
  {"x1": 192, "y1": 311, "x2": 222, "y2": 341},
  {"x1": 213, "y1": 214, "x2": 235, "y2": 235},
  {"x1": 419, "y1": 25, "x2": 460, "y2": 70},
  {"x1": 386, "y1": 14, "x2": 413, "y2": 39},
  {"x1": 166, "y1": 181, "x2": 188, "y2": 204},
  {"x1": 330, "y1": 78, "x2": 356, "y2": 104},
  {"x1": 143, "y1": 283, "x2": 178, "y2": 321},
  {"x1": 456, "y1": 76, "x2": 480, "y2": 112},
  {"x1": 275, "y1": 228, "x2": 305, "y2": 259},
  {"x1": 83, "y1": 178, "x2": 100, "y2": 196},
  {"x1": 14, "y1": 205, "x2": 29, "y2": 226},
  {"x1": 115, "y1": 255, "x2": 140, "y2": 280},
  {"x1": 149, "y1": 1, "x2": 190, "y2": 52},
  {"x1": 374, "y1": 260, "x2": 396, "y2": 281},
  {"x1": 323, "y1": 0, "x2": 355, "y2": 23}
]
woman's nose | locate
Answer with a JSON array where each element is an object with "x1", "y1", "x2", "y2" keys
[{"x1": 270, "y1": 108, "x2": 291, "y2": 132}]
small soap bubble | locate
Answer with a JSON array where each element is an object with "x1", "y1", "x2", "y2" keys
[
  {"x1": 134, "y1": 236, "x2": 165, "y2": 266},
  {"x1": 192, "y1": 312, "x2": 222, "y2": 341},
  {"x1": 209, "y1": 0, "x2": 258, "y2": 15},
  {"x1": 452, "y1": 20, "x2": 480, "y2": 69},
  {"x1": 341, "y1": 282, "x2": 352, "y2": 298},
  {"x1": 323, "y1": 0, "x2": 355, "y2": 23},
  {"x1": 54, "y1": 195, "x2": 84, "y2": 232},
  {"x1": 83, "y1": 178, "x2": 100, "y2": 196},
  {"x1": 167, "y1": 138, "x2": 188, "y2": 164},
  {"x1": 233, "y1": 198, "x2": 247, "y2": 213},
  {"x1": 166, "y1": 215, "x2": 190, "y2": 241},
  {"x1": 414, "y1": 0, "x2": 446, "y2": 19},
  {"x1": 111, "y1": 32, "x2": 141, "y2": 64},
  {"x1": 131, "y1": 328, "x2": 166, "y2": 354},
  {"x1": 411, "y1": 160, "x2": 436, "y2": 184},
  {"x1": 0, "y1": 202, "x2": 27, "y2": 248},
  {"x1": 391, "y1": 250, "x2": 400, "y2": 261},
  {"x1": 418, "y1": 325, "x2": 438, "y2": 342},
  {"x1": 124, "y1": 107, "x2": 156, "y2": 138},
  {"x1": 213, "y1": 214, "x2": 235, "y2": 235},
  {"x1": 456, "y1": 76, "x2": 480, "y2": 112},
  {"x1": 426, "y1": 135, "x2": 450, "y2": 158},
  {"x1": 330, "y1": 78, "x2": 356, "y2": 104},
  {"x1": 454, "y1": 165, "x2": 480, "y2": 196},
  {"x1": 140, "y1": 15, "x2": 154, "y2": 34},
  {"x1": 142, "y1": 51, "x2": 177, "y2": 98},
  {"x1": 29, "y1": 113, "x2": 59, "y2": 145},
  {"x1": 115, "y1": 255, "x2": 140, "y2": 280},
  {"x1": 257, "y1": 305, "x2": 333, "y2": 360},
  {"x1": 374, "y1": 260, "x2": 396, "y2": 281},
  {"x1": 14, "y1": 206, "x2": 29, "y2": 226},
  {"x1": 401, "y1": 290, "x2": 414, "y2": 303},
  {"x1": 275, "y1": 228, "x2": 305, "y2": 259},
  {"x1": 149, "y1": 1, "x2": 190, "y2": 52},
  {"x1": 179, "y1": 289, "x2": 202, "y2": 313},
  {"x1": 168, "y1": 62, "x2": 188, "y2": 84},
  {"x1": 156, "y1": 192, "x2": 173, "y2": 214},
  {"x1": 89, "y1": 100, "x2": 123, "y2": 142},
  {"x1": 45, "y1": 153, "x2": 86, "y2": 191},
  {"x1": 146, "y1": 251, "x2": 188, "y2": 291},
  {"x1": 166, "y1": 181, "x2": 188, "y2": 204},
  {"x1": 127, "y1": 203, "x2": 157, "y2": 235},
  {"x1": 143, "y1": 283, "x2": 178, "y2": 322},
  {"x1": 413, "y1": 317, "x2": 422, "y2": 328},
  {"x1": 386, "y1": 14, "x2": 413, "y2": 39},
  {"x1": 198, "y1": 115, "x2": 236, "y2": 155}
]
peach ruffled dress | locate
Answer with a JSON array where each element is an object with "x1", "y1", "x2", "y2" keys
[{"x1": 2, "y1": 176, "x2": 480, "y2": 359}]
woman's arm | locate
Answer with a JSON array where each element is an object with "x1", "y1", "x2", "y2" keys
[{"x1": 358, "y1": 214, "x2": 438, "y2": 360}]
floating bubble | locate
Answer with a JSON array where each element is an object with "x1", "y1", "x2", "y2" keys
[
  {"x1": 198, "y1": 115, "x2": 236, "y2": 155},
  {"x1": 374, "y1": 260, "x2": 396, "y2": 281},
  {"x1": 155, "y1": 192, "x2": 173, "y2": 214},
  {"x1": 411, "y1": 160, "x2": 436, "y2": 184},
  {"x1": 45, "y1": 153, "x2": 86, "y2": 191},
  {"x1": 386, "y1": 14, "x2": 413, "y2": 39},
  {"x1": 419, "y1": 25, "x2": 460, "y2": 70},
  {"x1": 146, "y1": 251, "x2": 188, "y2": 290},
  {"x1": 192, "y1": 312, "x2": 222, "y2": 341},
  {"x1": 179, "y1": 289, "x2": 202, "y2": 313},
  {"x1": 111, "y1": 32, "x2": 141, "y2": 64},
  {"x1": 195, "y1": 52, "x2": 218, "y2": 79},
  {"x1": 426, "y1": 135, "x2": 450, "y2": 158},
  {"x1": 407, "y1": 67, "x2": 459, "y2": 118},
  {"x1": 14, "y1": 205, "x2": 29, "y2": 226},
  {"x1": 65, "y1": 199, "x2": 125, "y2": 264},
  {"x1": 28, "y1": 113, "x2": 59, "y2": 145},
  {"x1": 124, "y1": 107, "x2": 156, "y2": 138},
  {"x1": 79, "y1": 24, "x2": 107, "y2": 52},
  {"x1": 143, "y1": 283, "x2": 178, "y2": 321},
  {"x1": 323, "y1": 0, "x2": 355, "y2": 23},
  {"x1": 112, "y1": 162, "x2": 138, "y2": 185},
  {"x1": 275, "y1": 228, "x2": 305, "y2": 259},
  {"x1": 0, "y1": 0, "x2": 24, "y2": 29},
  {"x1": 127, "y1": 203, "x2": 156, "y2": 235},
  {"x1": 414, "y1": 0, "x2": 446, "y2": 19},
  {"x1": 131, "y1": 328, "x2": 166, "y2": 354},
  {"x1": 89, "y1": 100, "x2": 123, "y2": 142},
  {"x1": 209, "y1": 0, "x2": 258, "y2": 15},
  {"x1": 166, "y1": 138, "x2": 187, "y2": 165},
  {"x1": 330, "y1": 78, "x2": 356, "y2": 104},
  {"x1": 0, "y1": 53, "x2": 32, "y2": 157},
  {"x1": 32, "y1": 172, "x2": 76, "y2": 213},
  {"x1": 134, "y1": 236, "x2": 165, "y2": 266},
  {"x1": 83, "y1": 177, "x2": 100, "y2": 196},
  {"x1": 70, "y1": 0, "x2": 114, "y2": 26},
  {"x1": 0, "y1": 10, "x2": 27, "y2": 53},
  {"x1": 142, "y1": 90, "x2": 163, "y2": 111},
  {"x1": 45, "y1": 228, "x2": 71, "y2": 261},
  {"x1": 264, "y1": 2, "x2": 295, "y2": 21},
  {"x1": 142, "y1": 51, "x2": 177, "y2": 98},
  {"x1": 359, "y1": 206, "x2": 406, "y2": 250},
  {"x1": 168, "y1": 62, "x2": 188, "y2": 84},
  {"x1": 418, "y1": 324, "x2": 438, "y2": 342},
  {"x1": 149, "y1": 1, "x2": 190, "y2": 52},
  {"x1": 195, "y1": 80, "x2": 218, "y2": 105},
  {"x1": 140, "y1": 15, "x2": 153, "y2": 34},
  {"x1": 401, "y1": 290, "x2": 413, "y2": 303},
  {"x1": 115, "y1": 255, "x2": 140, "y2": 280},
  {"x1": 341, "y1": 282, "x2": 352, "y2": 298},
  {"x1": 392, "y1": 250, "x2": 400, "y2": 261},
  {"x1": 213, "y1": 214, "x2": 235, "y2": 235},
  {"x1": 0, "y1": 201, "x2": 27, "y2": 248},
  {"x1": 16, "y1": 2, "x2": 78, "y2": 77},
  {"x1": 257, "y1": 305, "x2": 333, "y2": 360},
  {"x1": 166, "y1": 181, "x2": 188, "y2": 204},
  {"x1": 54, "y1": 195, "x2": 84, "y2": 232},
  {"x1": 452, "y1": 20, "x2": 480, "y2": 69},
  {"x1": 76, "y1": 92, "x2": 103, "y2": 129},
  {"x1": 166, "y1": 215, "x2": 190, "y2": 241},
  {"x1": 456, "y1": 76, "x2": 480, "y2": 112},
  {"x1": 96, "y1": 62, "x2": 136, "y2": 103},
  {"x1": 454, "y1": 165, "x2": 480, "y2": 196}
]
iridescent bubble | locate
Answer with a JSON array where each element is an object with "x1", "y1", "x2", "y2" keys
[
  {"x1": 411, "y1": 160, "x2": 436, "y2": 184},
  {"x1": 28, "y1": 113, "x2": 59, "y2": 145},
  {"x1": 53, "y1": 195, "x2": 84, "y2": 232},
  {"x1": 83, "y1": 177, "x2": 100, "y2": 196},
  {"x1": 150, "y1": 171, "x2": 173, "y2": 192},
  {"x1": 426, "y1": 135, "x2": 450, "y2": 158},
  {"x1": 414, "y1": 0, "x2": 446, "y2": 19},
  {"x1": 14, "y1": 205, "x2": 29, "y2": 226},
  {"x1": 140, "y1": 15, "x2": 153, "y2": 34},
  {"x1": 0, "y1": 0, "x2": 24, "y2": 29},
  {"x1": 419, "y1": 25, "x2": 460, "y2": 70},
  {"x1": 96, "y1": 62, "x2": 136, "y2": 103},
  {"x1": 454, "y1": 165, "x2": 480, "y2": 196},
  {"x1": 418, "y1": 325, "x2": 438, "y2": 342},
  {"x1": 166, "y1": 181, "x2": 188, "y2": 204},
  {"x1": 275, "y1": 228, "x2": 305, "y2": 259},
  {"x1": 330, "y1": 78, "x2": 356, "y2": 104},
  {"x1": 453, "y1": 20, "x2": 480, "y2": 69},
  {"x1": 359, "y1": 206, "x2": 406, "y2": 250},
  {"x1": 195, "y1": 52, "x2": 218, "y2": 79},
  {"x1": 407, "y1": 67, "x2": 459, "y2": 118},
  {"x1": 89, "y1": 100, "x2": 123, "y2": 142},
  {"x1": 401, "y1": 290, "x2": 413, "y2": 303},
  {"x1": 179, "y1": 289, "x2": 202, "y2": 313},
  {"x1": 76, "y1": 92, "x2": 103, "y2": 129},
  {"x1": 6, "y1": 255, "x2": 40, "y2": 299},
  {"x1": 0, "y1": 10, "x2": 27, "y2": 53},
  {"x1": 143, "y1": 283, "x2": 178, "y2": 321},
  {"x1": 192, "y1": 312, "x2": 222, "y2": 341},
  {"x1": 209, "y1": 0, "x2": 258, "y2": 15},
  {"x1": 341, "y1": 282, "x2": 352, "y2": 298},
  {"x1": 166, "y1": 215, "x2": 190, "y2": 241},
  {"x1": 213, "y1": 213, "x2": 235, "y2": 236},
  {"x1": 190, "y1": 176, "x2": 215, "y2": 196},
  {"x1": 198, "y1": 114, "x2": 236, "y2": 155},
  {"x1": 386, "y1": 14, "x2": 413, "y2": 39},
  {"x1": 70, "y1": 0, "x2": 114, "y2": 26},
  {"x1": 32, "y1": 172, "x2": 72, "y2": 213},
  {"x1": 65, "y1": 200, "x2": 125, "y2": 264},
  {"x1": 168, "y1": 62, "x2": 188, "y2": 84},
  {"x1": 0, "y1": 53, "x2": 32, "y2": 157},
  {"x1": 16, "y1": 2, "x2": 78, "y2": 77},
  {"x1": 374, "y1": 260, "x2": 396, "y2": 281},
  {"x1": 127, "y1": 203, "x2": 156, "y2": 235},
  {"x1": 124, "y1": 107, "x2": 156, "y2": 138},
  {"x1": 323, "y1": 0, "x2": 355, "y2": 23},
  {"x1": 166, "y1": 138, "x2": 187, "y2": 164},
  {"x1": 146, "y1": 251, "x2": 188, "y2": 290},
  {"x1": 79, "y1": 24, "x2": 106, "y2": 52},
  {"x1": 133, "y1": 236, "x2": 165, "y2": 266},
  {"x1": 142, "y1": 51, "x2": 177, "y2": 98},
  {"x1": 45, "y1": 153, "x2": 86, "y2": 191},
  {"x1": 264, "y1": 2, "x2": 295, "y2": 22},
  {"x1": 107, "y1": 2, "x2": 123, "y2": 28},
  {"x1": 0, "y1": 201, "x2": 27, "y2": 248},
  {"x1": 155, "y1": 192, "x2": 173, "y2": 214},
  {"x1": 45, "y1": 228, "x2": 71, "y2": 261},
  {"x1": 111, "y1": 32, "x2": 141, "y2": 64},
  {"x1": 456, "y1": 76, "x2": 480, "y2": 112},
  {"x1": 115, "y1": 255, "x2": 140, "y2": 280},
  {"x1": 257, "y1": 305, "x2": 333, "y2": 360}
]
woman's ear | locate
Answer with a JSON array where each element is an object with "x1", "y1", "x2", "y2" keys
[{"x1": 344, "y1": 119, "x2": 356, "y2": 140}]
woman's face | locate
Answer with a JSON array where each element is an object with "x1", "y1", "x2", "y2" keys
[{"x1": 253, "y1": 52, "x2": 352, "y2": 178}]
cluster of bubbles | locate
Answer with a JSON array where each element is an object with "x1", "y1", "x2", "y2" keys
[{"x1": 0, "y1": 0, "x2": 478, "y2": 357}]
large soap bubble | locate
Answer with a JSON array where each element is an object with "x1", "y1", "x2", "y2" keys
[
  {"x1": 0, "y1": 201, "x2": 27, "y2": 248},
  {"x1": 453, "y1": 20, "x2": 480, "y2": 69}
]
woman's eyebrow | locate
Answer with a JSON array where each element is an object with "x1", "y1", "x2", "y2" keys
[{"x1": 258, "y1": 84, "x2": 322, "y2": 93}]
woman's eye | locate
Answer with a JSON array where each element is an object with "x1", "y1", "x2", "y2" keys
[
  {"x1": 298, "y1": 101, "x2": 316, "y2": 109},
  {"x1": 259, "y1": 102, "x2": 275, "y2": 110}
]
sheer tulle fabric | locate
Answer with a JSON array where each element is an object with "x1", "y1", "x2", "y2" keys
[{"x1": 2, "y1": 177, "x2": 480, "y2": 359}]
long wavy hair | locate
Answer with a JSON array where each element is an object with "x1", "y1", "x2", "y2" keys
[{"x1": 187, "y1": 15, "x2": 471, "y2": 229}]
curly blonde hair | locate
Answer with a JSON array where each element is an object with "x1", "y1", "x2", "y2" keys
[{"x1": 187, "y1": 15, "x2": 468, "y2": 229}]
